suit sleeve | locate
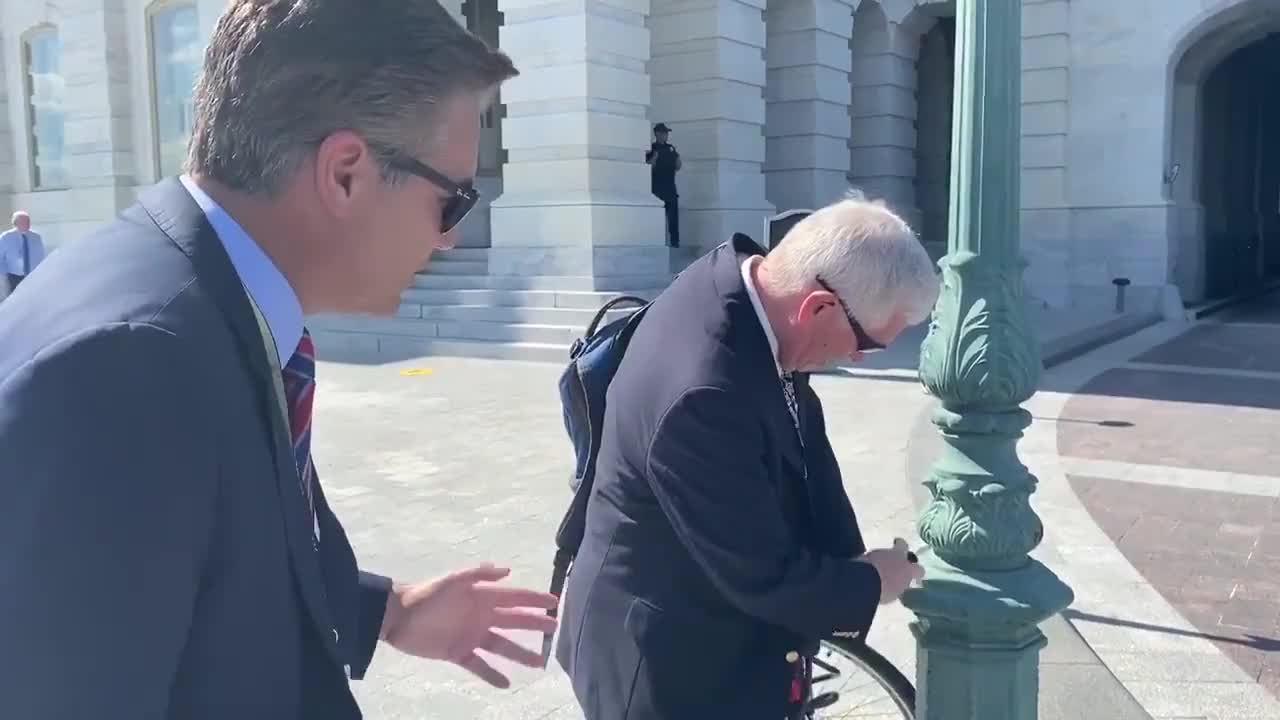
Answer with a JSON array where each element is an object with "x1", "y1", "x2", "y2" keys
[
  {"x1": 349, "y1": 571, "x2": 392, "y2": 679},
  {"x1": 644, "y1": 385, "x2": 880, "y2": 638},
  {"x1": 309, "y1": 469, "x2": 391, "y2": 681},
  {"x1": 0, "y1": 324, "x2": 218, "y2": 718}
]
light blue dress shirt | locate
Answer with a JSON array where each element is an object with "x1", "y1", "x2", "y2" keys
[
  {"x1": 0, "y1": 228, "x2": 46, "y2": 276},
  {"x1": 179, "y1": 174, "x2": 304, "y2": 367}
]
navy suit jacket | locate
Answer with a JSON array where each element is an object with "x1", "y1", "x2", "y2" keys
[
  {"x1": 0, "y1": 179, "x2": 390, "y2": 719},
  {"x1": 556, "y1": 234, "x2": 882, "y2": 720}
]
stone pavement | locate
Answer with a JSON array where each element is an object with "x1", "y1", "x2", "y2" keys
[
  {"x1": 309, "y1": 298, "x2": 1277, "y2": 719},
  {"x1": 313, "y1": 348, "x2": 936, "y2": 719},
  {"x1": 1029, "y1": 293, "x2": 1280, "y2": 719}
]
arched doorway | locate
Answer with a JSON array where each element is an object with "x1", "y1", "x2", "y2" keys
[
  {"x1": 1200, "y1": 35, "x2": 1280, "y2": 299},
  {"x1": 848, "y1": 0, "x2": 956, "y2": 258},
  {"x1": 1168, "y1": 3, "x2": 1280, "y2": 303},
  {"x1": 914, "y1": 17, "x2": 955, "y2": 256}
]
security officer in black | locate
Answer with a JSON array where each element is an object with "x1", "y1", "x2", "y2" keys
[{"x1": 645, "y1": 122, "x2": 682, "y2": 248}]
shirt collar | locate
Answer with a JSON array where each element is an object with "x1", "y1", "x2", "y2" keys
[
  {"x1": 741, "y1": 255, "x2": 783, "y2": 375},
  {"x1": 180, "y1": 174, "x2": 303, "y2": 367}
]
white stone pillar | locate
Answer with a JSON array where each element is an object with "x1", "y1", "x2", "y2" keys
[
  {"x1": 1020, "y1": 0, "x2": 1072, "y2": 309},
  {"x1": 848, "y1": 4, "x2": 920, "y2": 229},
  {"x1": 489, "y1": 0, "x2": 667, "y2": 287},
  {"x1": 763, "y1": 0, "x2": 854, "y2": 213},
  {"x1": 62, "y1": 0, "x2": 136, "y2": 190},
  {"x1": 649, "y1": 0, "x2": 773, "y2": 252},
  {"x1": 0, "y1": 32, "x2": 14, "y2": 206}
]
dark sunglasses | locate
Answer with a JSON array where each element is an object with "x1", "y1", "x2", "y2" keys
[
  {"x1": 378, "y1": 148, "x2": 480, "y2": 234},
  {"x1": 815, "y1": 277, "x2": 886, "y2": 353}
]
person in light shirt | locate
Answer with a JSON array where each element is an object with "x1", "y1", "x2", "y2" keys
[{"x1": 0, "y1": 211, "x2": 46, "y2": 294}]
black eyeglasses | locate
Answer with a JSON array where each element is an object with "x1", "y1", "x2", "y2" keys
[
  {"x1": 377, "y1": 148, "x2": 480, "y2": 234},
  {"x1": 815, "y1": 277, "x2": 885, "y2": 353}
]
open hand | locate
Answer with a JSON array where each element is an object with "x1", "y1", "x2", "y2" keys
[
  {"x1": 858, "y1": 538, "x2": 925, "y2": 604},
  {"x1": 380, "y1": 564, "x2": 559, "y2": 687}
]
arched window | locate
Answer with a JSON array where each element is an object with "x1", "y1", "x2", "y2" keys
[
  {"x1": 23, "y1": 27, "x2": 67, "y2": 189},
  {"x1": 149, "y1": 3, "x2": 200, "y2": 177}
]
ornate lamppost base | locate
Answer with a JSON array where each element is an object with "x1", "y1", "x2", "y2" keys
[{"x1": 902, "y1": 551, "x2": 1074, "y2": 719}]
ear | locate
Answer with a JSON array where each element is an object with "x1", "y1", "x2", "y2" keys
[
  {"x1": 795, "y1": 289, "x2": 836, "y2": 325},
  {"x1": 313, "y1": 130, "x2": 377, "y2": 217}
]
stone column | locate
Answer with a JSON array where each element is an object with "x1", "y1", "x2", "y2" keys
[
  {"x1": 62, "y1": 0, "x2": 135, "y2": 193},
  {"x1": 489, "y1": 0, "x2": 668, "y2": 288},
  {"x1": 0, "y1": 32, "x2": 14, "y2": 216},
  {"x1": 1019, "y1": 0, "x2": 1072, "y2": 309},
  {"x1": 902, "y1": 1, "x2": 1073, "y2": 717},
  {"x1": 848, "y1": 3, "x2": 921, "y2": 229},
  {"x1": 763, "y1": 0, "x2": 854, "y2": 213},
  {"x1": 648, "y1": 0, "x2": 773, "y2": 253}
]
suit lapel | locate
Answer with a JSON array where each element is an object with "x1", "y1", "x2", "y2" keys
[
  {"x1": 708, "y1": 237, "x2": 806, "y2": 469},
  {"x1": 137, "y1": 179, "x2": 343, "y2": 664}
]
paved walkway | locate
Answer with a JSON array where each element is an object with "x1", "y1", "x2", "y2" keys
[
  {"x1": 315, "y1": 348, "x2": 936, "y2": 719},
  {"x1": 308, "y1": 297, "x2": 1280, "y2": 719},
  {"x1": 1029, "y1": 294, "x2": 1280, "y2": 719}
]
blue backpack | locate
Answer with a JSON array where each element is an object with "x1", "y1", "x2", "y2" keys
[{"x1": 540, "y1": 294, "x2": 651, "y2": 661}]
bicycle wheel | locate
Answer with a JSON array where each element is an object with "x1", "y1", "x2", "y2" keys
[{"x1": 804, "y1": 637, "x2": 915, "y2": 719}]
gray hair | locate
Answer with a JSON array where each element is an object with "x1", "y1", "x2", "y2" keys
[
  {"x1": 763, "y1": 195, "x2": 940, "y2": 329},
  {"x1": 186, "y1": 0, "x2": 518, "y2": 194},
  {"x1": 11, "y1": 211, "x2": 29, "y2": 225}
]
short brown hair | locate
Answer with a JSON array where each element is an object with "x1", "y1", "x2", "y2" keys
[{"x1": 186, "y1": 0, "x2": 518, "y2": 194}]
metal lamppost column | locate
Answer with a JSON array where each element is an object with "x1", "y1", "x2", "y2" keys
[{"x1": 901, "y1": 0, "x2": 1074, "y2": 718}]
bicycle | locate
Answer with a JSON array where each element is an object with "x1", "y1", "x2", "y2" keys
[{"x1": 794, "y1": 632, "x2": 915, "y2": 719}]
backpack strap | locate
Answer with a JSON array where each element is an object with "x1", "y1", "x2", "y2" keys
[{"x1": 583, "y1": 295, "x2": 649, "y2": 339}]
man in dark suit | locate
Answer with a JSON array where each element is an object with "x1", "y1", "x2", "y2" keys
[
  {"x1": 0, "y1": 2, "x2": 556, "y2": 718},
  {"x1": 556, "y1": 198, "x2": 940, "y2": 719}
]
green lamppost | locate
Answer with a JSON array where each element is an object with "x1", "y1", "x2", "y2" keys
[{"x1": 902, "y1": 0, "x2": 1074, "y2": 717}]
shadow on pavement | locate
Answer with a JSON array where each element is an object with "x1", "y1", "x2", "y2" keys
[{"x1": 1064, "y1": 608, "x2": 1280, "y2": 653}]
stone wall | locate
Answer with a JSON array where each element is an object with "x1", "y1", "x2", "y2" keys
[
  {"x1": 0, "y1": 0, "x2": 1274, "y2": 315},
  {"x1": 1020, "y1": 0, "x2": 1071, "y2": 309},
  {"x1": 1062, "y1": 0, "x2": 1277, "y2": 314}
]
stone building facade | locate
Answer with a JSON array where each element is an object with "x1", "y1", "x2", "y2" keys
[{"x1": 1, "y1": 0, "x2": 1277, "y2": 317}]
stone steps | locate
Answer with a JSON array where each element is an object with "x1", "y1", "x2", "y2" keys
[
  {"x1": 400, "y1": 287, "x2": 656, "y2": 310},
  {"x1": 410, "y1": 272, "x2": 672, "y2": 291},
  {"x1": 428, "y1": 259, "x2": 489, "y2": 275},
  {"x1": 311, "y1": 246, "x2": 694, "y2": 362},
  {"x1": 434, "y1": 247, "x2": 492, "y2": 262}
]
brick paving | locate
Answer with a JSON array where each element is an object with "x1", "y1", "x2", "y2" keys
[
  {"x1": 1062, "y1": 294, "x2": 1280, "y2": 699},
  {"x1": 1058, "y1": 367, "x2": 1280, "y2": 475},
  {"x1": 1070, "y1": 476, "x2": 1280, "y2": 695}
]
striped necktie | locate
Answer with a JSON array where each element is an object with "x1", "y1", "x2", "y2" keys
[
  {"x1": 282, "y1": 329, "x2": 318, "y2": 543},
  {"x1": 781, "y1": 372, "x2": 800, "y2": 433}
]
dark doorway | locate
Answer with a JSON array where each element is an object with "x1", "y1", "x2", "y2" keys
[
  {"x1": 915, "y1": 17, "x2": 957, "y2": 257},
  {"x1": 1199, "y1": 33, "x2": 1280, "y2": 300}
]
